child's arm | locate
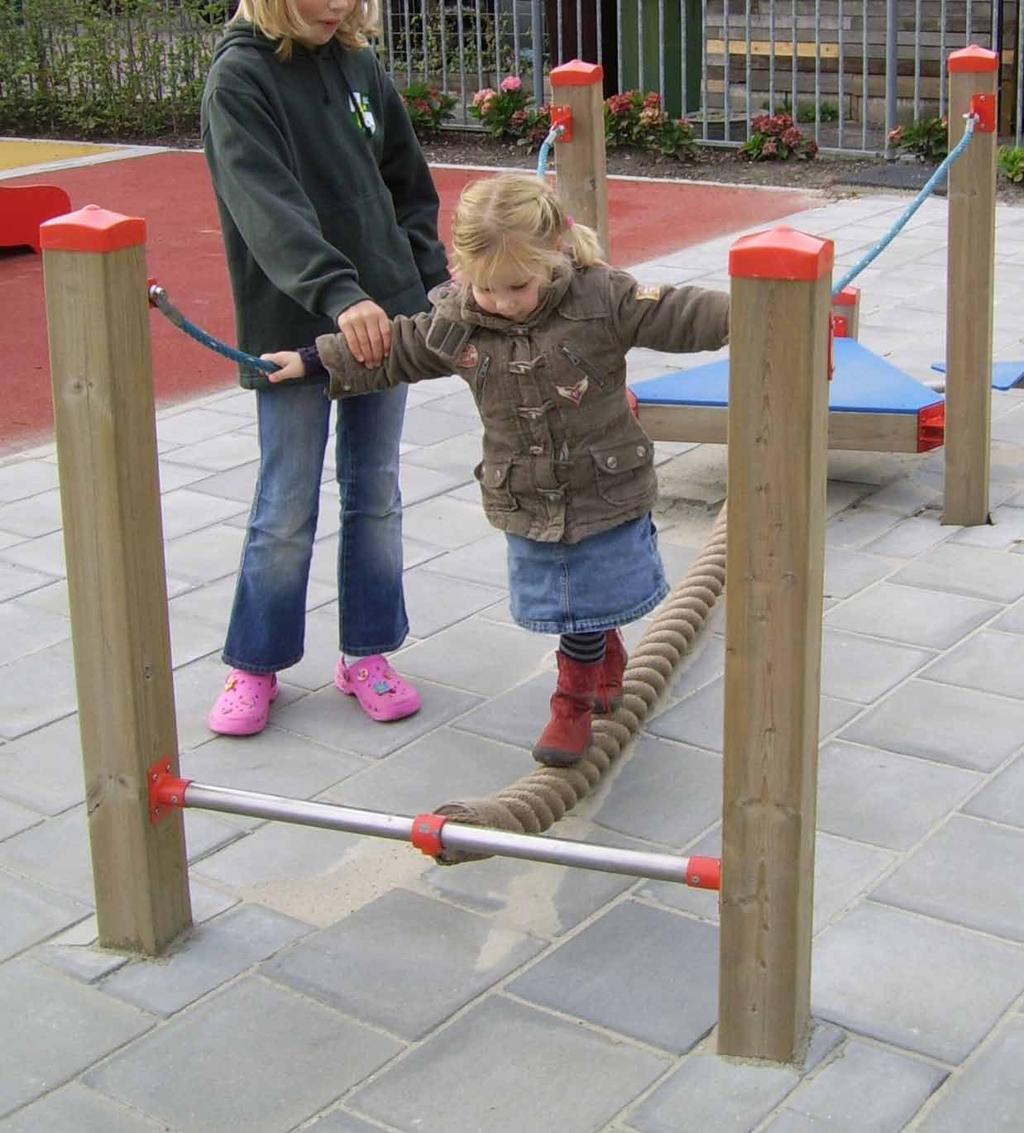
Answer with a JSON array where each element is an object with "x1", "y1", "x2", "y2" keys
[
  {"x1": 608, "y1": 268, "x2": 730, "y2": 355},
  {"x1": 263, "y1": 311, "x2": 454, "y2": 395}
]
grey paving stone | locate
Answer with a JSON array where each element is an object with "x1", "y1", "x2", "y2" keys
[
  {"x1": 995, "y1": 597, "x2": 1024, "y2": 633},
  {"x1": 840, "y1": 679, "x2": 1024, "y2": 772},
  {"x1": 168, "y1": 609, "x2": 224, "y2": 669},
  {"x1": 817, "y1": 740, "x2": 978, "y2": 850},
  {"x1": 824, "y1": 506, "x2": 901, "y2": 549},
  {"x1": 304, "y1": 1112, "x2": 390, "y2": 1133},
  {"x1": 349, "y1": 995, "x2": 668, "y2": 1133},
  {"x1": 100, "y1": 904, "x2": 312, "y2": 1015},
  {"x1": 647, "y1": 678, "x2": 860, "y2": 752},
  {"x1": 917, "y1": 1016, "x2": 1024, "y2": 1132},
  {"x1": 155, "y1": 406, "x2": 251, "y2": 448},
  {"x1": 187, "y1": 459, "x2": 260, "y2": 502},
  {"x1": 873, "y1": 814, "x2": 1024, "y2": 942},
  {"x1": 866, "y1": 478, "x2": 943, "y2": 515},
  {"x1": 400, "y1": 404, "x2": 478, "y2": 446},
  {"x1": 395, "y1": 617, "x2": 553, "y2": 696},
  {"x1": 626, "y1": 1050, "x2": 799, "y2": 1133},
  {"x1": 162, "y1": 523, "x2": 246, "y2": 584},
  {"x1": 39, "y1": 935, "x2": 133, "y2": 984},
  {"x1": 450, "y1": 670, "x2": 557, "y2": 750},
  {"x1": 0, "y1": 528, "x2": 65, "y2": 578},
  {"x1": 160, "y1": 487, "x2": 247, "y2": 539},
  {"x1": 862, "y1": 513, "x2": 956, "y2": 558},
  {"x1": 0, "y1": 487, "x2": 62, "y2": 536},
  {"x1": 421, "y1": 816, "x2": 637, "y2": 938},
  {"x1": 0, "y1": 795, "x2": 41, "y2": 841},
  {"x1": 397, "y1": 460, "x2": 468, "y2": 506},
  {"x1": 921, "y1": 630, "x2": 1024, "y2": 701},
  {"x1": 0, "y1": 459, "x2": 59, "y2": 503},
  {"x1": 181, "y1": 725, "x2": 367, "y2": 801},
  {"x1": 161, "y1": 430, "x2": 261, "y2": 473},
  {"x1": 890, "y1": 543, "x2": 1024, "y2": 603},
  {"x1": 0, "y1": 957, "x2": 153, "y2": 1119},
  {"x1": 401, "y1": 566, "x2": 505, "y2": 638},
  {"x1": 951, "y1": 504, "x2": 1024, "y2": 550},
  {"x1": 0, "y1": 598, "x2": 70, "y2": 666},
  {"x1": 87, "y1": 976, "x2": 400, "y2": 1133},
  {"x1": 401, "y1": 495, "x2": 494, "y2": 550},
  {"x1": 964, "y1": 754, "x2": 1024, "y2": 827},
  {"x1": 0, "y1": 868, "x2": 90, "y2": 960},
  {"x1": 509, "y1": 899, "x2": 718, "y2": 1053},
  {"x1": 820, "y1": 630, "x2": 933, "y2": 704},
  {"x1": 812, "y1": 903, "x2": 1024, "y2": 1063},
  {"x1": 320, "y1": 725, "x2": 528, "y2": 815},
  {"x1": 264, "y1": 887, "x2": 542, "y2": 1039},
  {"x1": 591, "y1": 735, "x2": 722, "y2": 848},
  {"x1": 419, "y1": 533, "x2": 510, "y2": 588},
  {"x1": 270, "y1": 677, "x2": 481, "y2": 758},
  {"x1": 824, "y1": 583, "x2": 999, "y2": 649},
  {"x1": 0, "y1": 1081, "x2": 170, "y2": 1132},
  {"x1": 0, "y1": 639, "x2": 77, "y2": 739},
  {"x1": 401, "y1": 430, "x2": 483, "y2": 481},
  {"x1": 769, "y1": 1039, "x2": 945, "y2": 1133}
]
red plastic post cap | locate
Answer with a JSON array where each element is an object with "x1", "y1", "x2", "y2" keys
[
  {"x1": 40, "y1": 203, "x2": 146, "y2": 253},
  {"x1": 948, "y1": 45, "x2": 998, "y2": 73},
  {"x1": 550, "y1": 60, "x2": 604, "y2": 87},
  {"x1": 832, "y1": 284, "x2": 860, "y2": 306},
  {"x1": 729, "y1": 226, "x2": 834, "y2": 281}
]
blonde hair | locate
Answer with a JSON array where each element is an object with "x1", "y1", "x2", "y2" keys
[
  {"x1": 231, "y1": 0, "x2": 380, "y2": 59},
  {"x1": 451, "y1": 174, "x2": 602, "y2": 287}
]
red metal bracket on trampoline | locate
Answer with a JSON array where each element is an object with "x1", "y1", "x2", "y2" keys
[
  {"x1": 549, "y1": 105, "x2": 573, "y2": 144},
  {"x1": 148, "y1": 758, "x2": 191, "y2": 824},
  {"x1": 410, "y1": 812, "x2": 448, "y2": 857},
  {"x1": 917, "y1": 402, "x2": 945, "y2": 452},
  {"x1": 969, "y1": 94, "x2": 996, "y2": 133},
  {"x1": 685, "y1": 856, "x2": 721, "y2": 890}
]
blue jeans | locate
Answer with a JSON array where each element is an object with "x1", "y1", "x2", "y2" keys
[{"x1": 222, "y1": 381, "x2": 409, "y2": 672}]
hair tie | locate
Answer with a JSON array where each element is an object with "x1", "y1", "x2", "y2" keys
[{"x1": 565, "y1": 215, "x2": 574, "y2": 228}]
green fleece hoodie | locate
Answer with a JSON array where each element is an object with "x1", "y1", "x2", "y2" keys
[{"x1": 201, "y1": 23, "x2": 449, "y2": 388}]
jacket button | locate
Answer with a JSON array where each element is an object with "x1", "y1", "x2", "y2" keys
[
  {"x1": 636, "y1": 445, "x2": 646, "y2": 457},
  {"x1": 529, "y1": 445, "x2": 543, "y2": 454},
  {"x1": 606, "y1": 455, "x2": 618, "y2": 469}
]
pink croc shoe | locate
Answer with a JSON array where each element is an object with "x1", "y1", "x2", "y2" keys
[
  {"x1": 335, "y1": 654, "x2": 420, "y2": 722},
  {"x1": 207, "y1": 669, "x2": 278, "y2": 736}
]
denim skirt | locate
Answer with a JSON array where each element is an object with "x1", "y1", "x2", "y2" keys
[{"x1": 506, "y1": 513, "x2": 669, "y2": 634}]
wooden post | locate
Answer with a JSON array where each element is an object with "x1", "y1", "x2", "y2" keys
[
  {"x1": 944, "y1": 45, "x2": 997, "y2": 527},
  {"x1": 550, "y1": 60, "x2": 610, "y2": 257},
  {"x1": 830, "y1": 284, "x2": 860, "y2": 340},
  {"x1": 718, "y1": 227, "x2": 833, "y2": 1064},
  {"x1": 41, "y1": 205, "x2": 192, "y2": 955}
]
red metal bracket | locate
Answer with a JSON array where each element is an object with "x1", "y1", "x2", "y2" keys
[
  {"x1": 410, "y1": 812, "x2": 448, "y2": 858},
  {"x1": 146, "y1": 276, "x2": 162, "y2": 307},
  {"x1": 970, "y1": 93, "x2": 996, "y2": 133},
  {"x1": 148, "y1": 758, "x2": 191, "y2": 824},
  {"x1": 827, "y1": 314, "x2": 836, "y2": 380},
  {"x1": 549, "y1": 105, "x2": 573, "y2": 144},
  {"x1": 917, "y1": 402, "x2": 945, "y2": 452},
  {"x1": 686, "y1": 856, "x2": 721, "y2": 890},
  {"x1": 832, "y1": 313, "x2": 849, "y2": 340}
]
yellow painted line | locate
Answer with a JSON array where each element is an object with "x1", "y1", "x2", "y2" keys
[{"x1": 0, "y1": 139, "x2": 118, "y2": 172}]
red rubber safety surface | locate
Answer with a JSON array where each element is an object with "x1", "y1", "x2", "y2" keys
[{"x1": 0, "y1": 151, "x2": 814, "y2": 453}]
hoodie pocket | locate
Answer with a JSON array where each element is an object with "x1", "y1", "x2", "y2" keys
[{"x1": 589, "y1": 438, "x2": 656, "y2": 506}]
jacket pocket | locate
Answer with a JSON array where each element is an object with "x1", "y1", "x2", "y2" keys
[
  {"x1": 589, "y1": 438, "x2": 656, "y2": 506},
  {"x1": 557, "y1": 343, "x2": 607, "y2": 389},
  {"x1": 474, "y1": 459, "x2": 519, "y2": 512}
]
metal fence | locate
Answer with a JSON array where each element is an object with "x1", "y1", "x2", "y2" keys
[{"x1": 379, "y1": 0, "x2": 1024, "y2": 152}]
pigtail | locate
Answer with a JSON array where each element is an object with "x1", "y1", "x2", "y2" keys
[{"x1": 563, "y1": 217, "x2": 602, "y2": 267}]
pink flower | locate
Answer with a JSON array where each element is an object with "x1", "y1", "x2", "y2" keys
[
  {"x1": 500, "y1": 75, "x2": 522, "y2": 93},
  {"x1": 472, "y1": 87, "x2": 496, "y2": 108}
]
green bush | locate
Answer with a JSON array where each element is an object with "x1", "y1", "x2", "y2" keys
[
  {"x1": 468, "y1": 75, "x2": 552, "y2": 149},
  {"x1": 998, "y1": 144, "x2": 1024, "y2": 183},
  {"x1": 0, "y1": 0, "x2": 219, "y2": 137},
  {"x1": 400, "y1": 82, "x2": 456, "y2": 138},
  {"x1": 740, "y1": 114, "x2": 818, "y2": 161},
  {"x1": 604, "y1": 90, "x2": 696, "y2": 160},
  {"x1": 888, "y1": 116, "x2": 949, "y2": 162}
]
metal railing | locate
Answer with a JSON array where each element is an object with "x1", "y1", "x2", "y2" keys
[{"x1": 378, "y1": 0, "x2": 1024, "y2": 153}]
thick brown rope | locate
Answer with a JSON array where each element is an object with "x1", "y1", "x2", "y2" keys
[{"x1": 433, "y1": 504, "x2": 728, "y2": 863}]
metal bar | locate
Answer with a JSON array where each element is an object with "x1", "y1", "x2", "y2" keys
[
  {"x1": 700, "y1": 0, "x2": 709, "y2": 140},
  {"x1": 744, "y1": 0, "x2": 751, "y2": 137},
  {"x1": 884, "y1": 0, "x2": 897, "y2": 157},
  {"x1": 769, "y1": 0, "x2": 776, "y2": 113},
  {"x1": 861, "y1": 0, "x2": 868, "y2": 151},
  {"x1": 1018, "y1": 0, "x2": 1024, "y2": 146},
  {"x1": 659, "y1": 0, "x2": 666, "y2": 108},
  {"x1": 814, "y1": 0, "x2": 821, "y2": 143},
  {"x1": 532, "y1": 0, "x2": 544, "y2": 108},
  {"x1": 723, "y1": 0, "x2": 731, "y2": 141},
  {"x1": 174, "y1": 782, "x2": 718, "y2": 888},
  {"x1": 791, "y1": 0, "x2": 798, "y2": 123},
  {"x1": 939, "y1": 0, "x2": 947, "y2": 118},
  {"x1": 913, "y1": 0, "x2": 921, "y2": 122},
  {"x1": 838, "y1": 0, "x2": 845, "y2": 149}
]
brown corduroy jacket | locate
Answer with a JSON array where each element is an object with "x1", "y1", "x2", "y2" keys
[{"x1": 316, "y1": 262, "x2": 729, "y2": 543}]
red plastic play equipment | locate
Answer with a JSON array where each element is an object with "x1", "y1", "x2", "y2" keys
[{"x1": 0, "y1": 184, "x2": 72, "y2": 253}]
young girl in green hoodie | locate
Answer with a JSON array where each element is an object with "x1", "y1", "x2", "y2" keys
[{"x1": 201, "y1": 0, "x2": 449, "y2": 735}]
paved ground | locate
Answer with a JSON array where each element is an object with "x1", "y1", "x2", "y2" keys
[{"x1": 1, "y1": 188, "x2": 1023, "y2": 1132}]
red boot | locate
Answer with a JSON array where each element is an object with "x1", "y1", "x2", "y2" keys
[
  {"x1": 532, "y1": 652, "x2": 601, "y2": 767},
  {"x1": 593, "y1": 629, "x2": 627, "y2": 714}
]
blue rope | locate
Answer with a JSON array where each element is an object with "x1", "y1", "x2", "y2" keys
[
  {"x1": 148, "y1": 285, "x2": 277, "y2": 375},
  {"x1": 536, "y1": 123, "x2": 565, "y2": 178},
  {"x1": 832, "y1": 115, "x2": 977, "y2": 297}
]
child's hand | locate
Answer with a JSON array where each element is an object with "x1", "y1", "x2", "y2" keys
[
  {"x1": 338, "y1": 299, "x2": 391, "y2": 367},
  {"x1": 260, "y1": 351, "x2": 305, "y2": 382}
]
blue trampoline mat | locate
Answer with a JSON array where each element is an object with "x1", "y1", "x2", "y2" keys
[
  {"x1": 930, "y1": 360, "x2": 1024, "y2": 391},
  {"x1": 632, "y1": 338, "x2": 943, "y2": 414}
]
